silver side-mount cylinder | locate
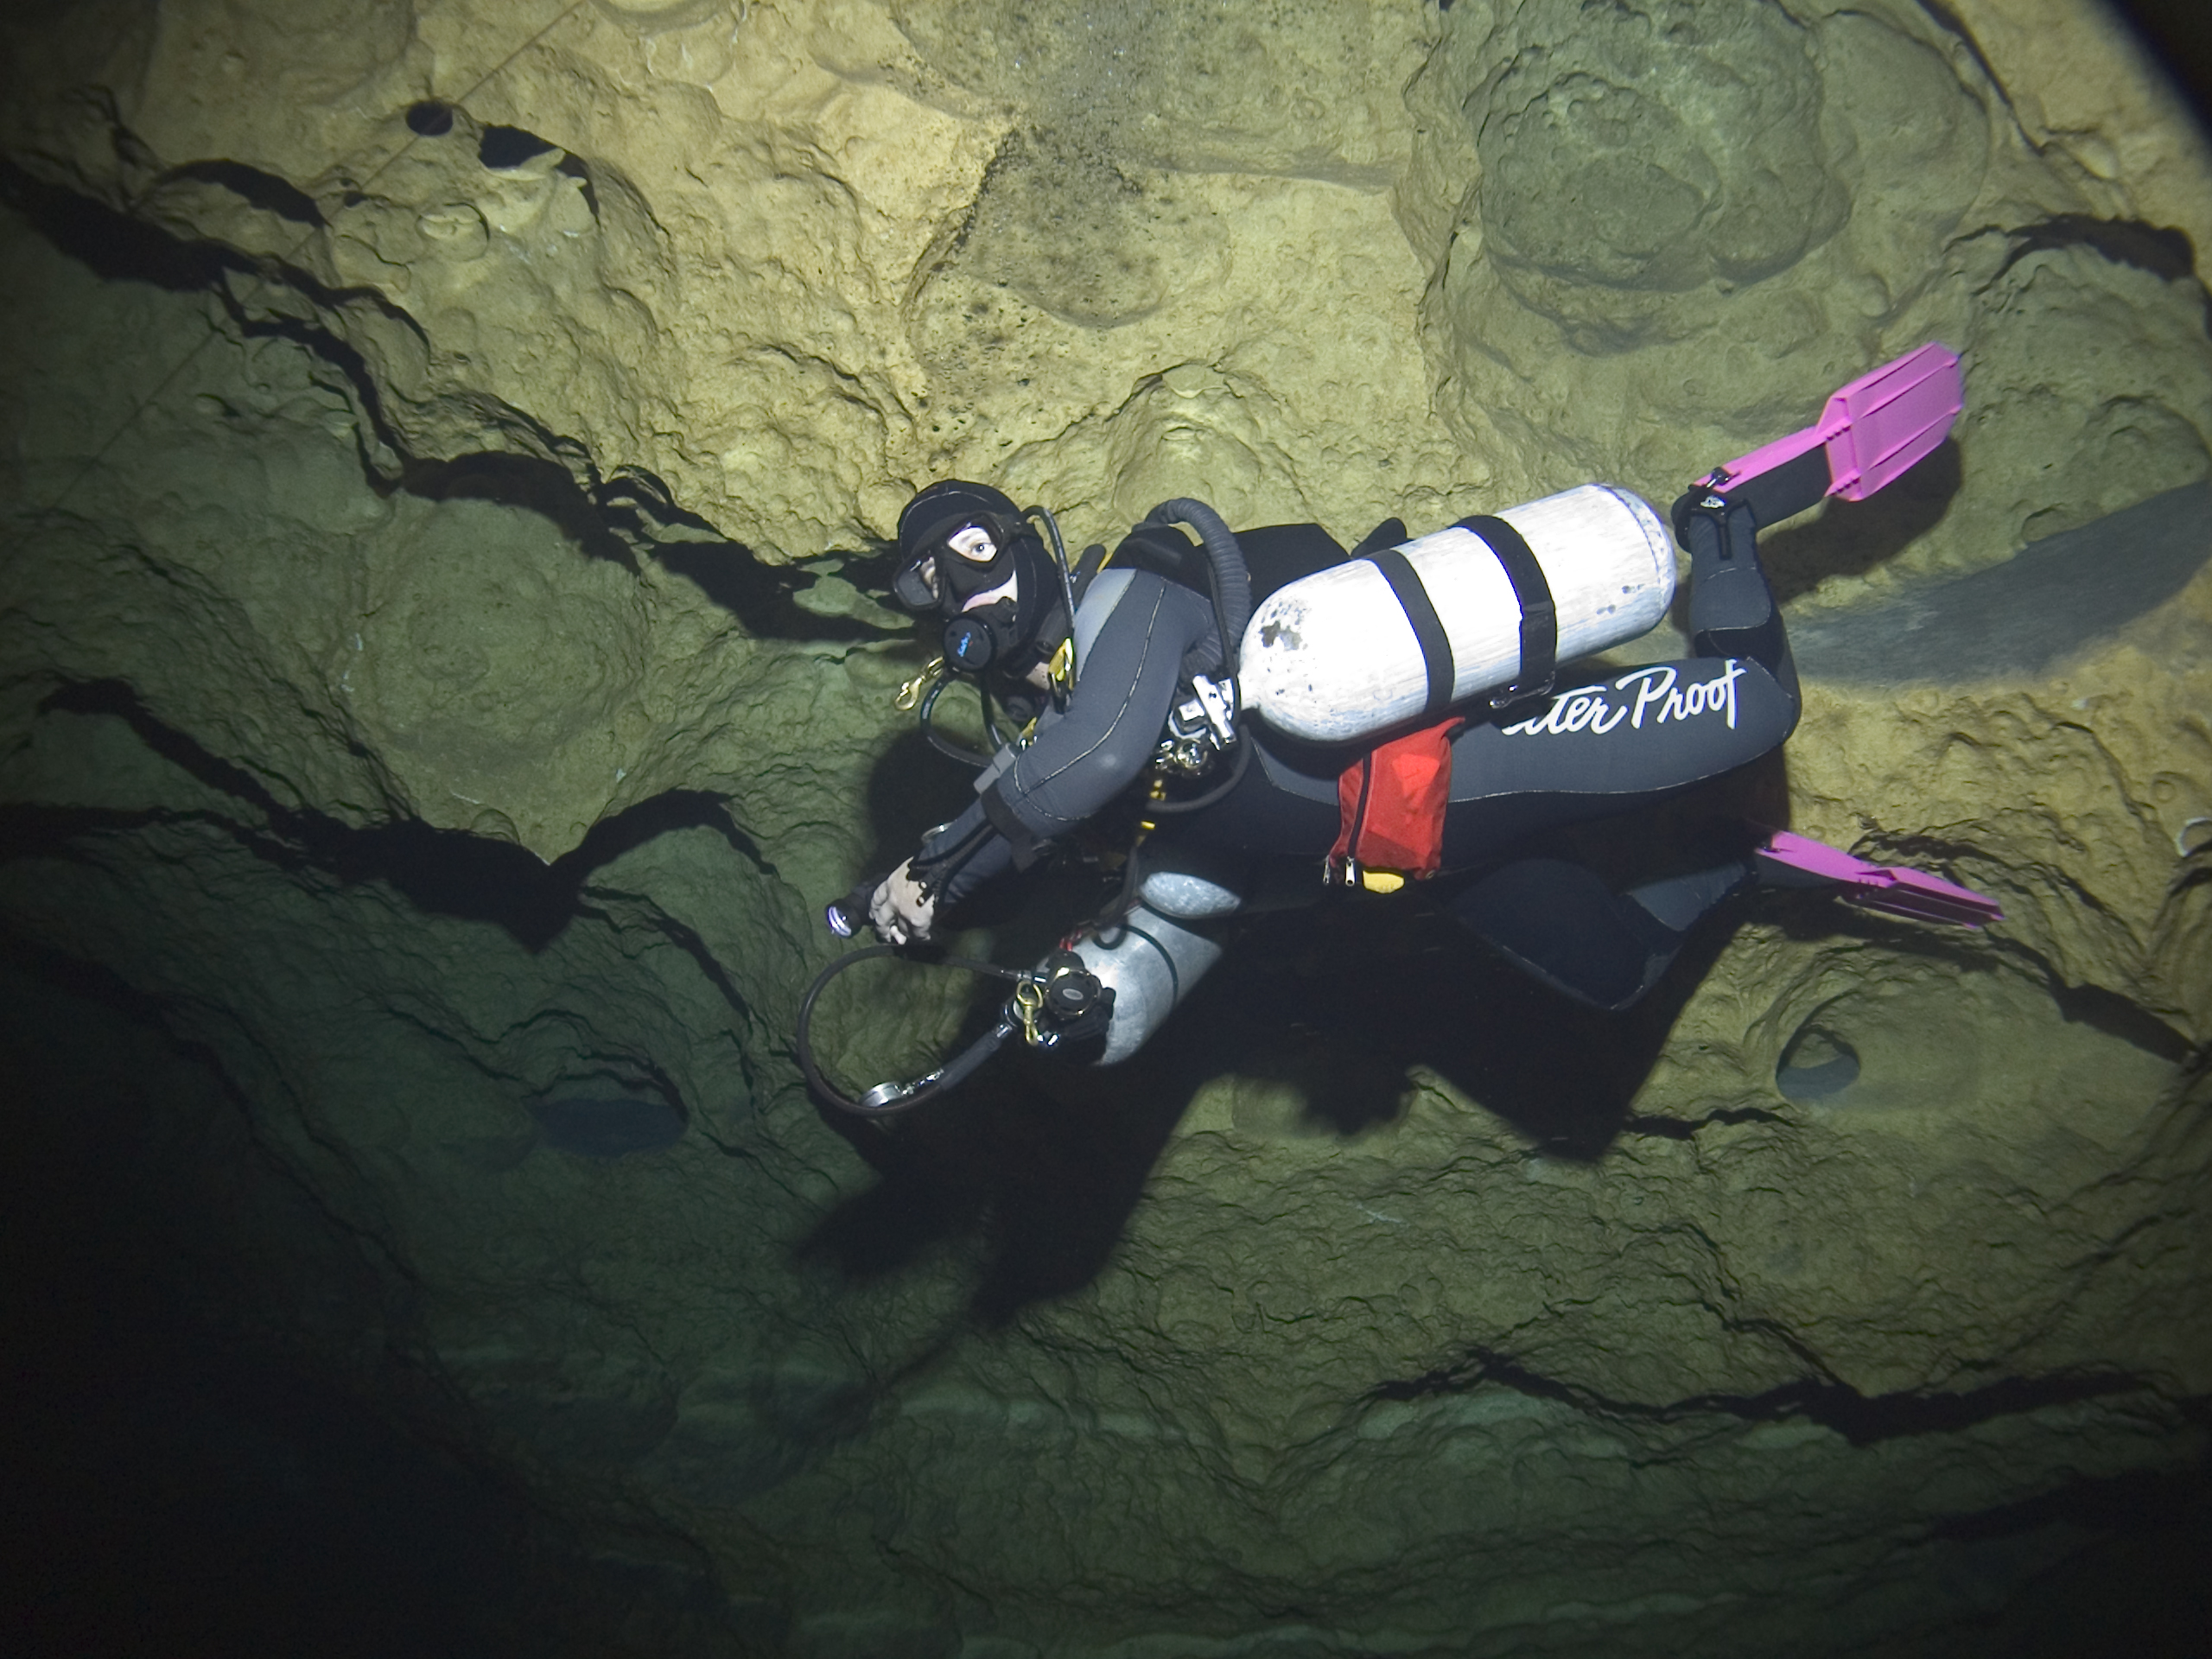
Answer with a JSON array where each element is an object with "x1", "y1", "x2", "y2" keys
[{"x1": 1057, "y1": 859, "x2": 1243, "y2": 1065}]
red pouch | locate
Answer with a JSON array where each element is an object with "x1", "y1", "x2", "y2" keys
[{"x1": 1329, "y1": 716, "x2": 1464, "y2": 882}]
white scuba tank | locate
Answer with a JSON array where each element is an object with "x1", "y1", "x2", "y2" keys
[{"x1": 1238, "y1": 483, "x2": 1677, "y2": 744}]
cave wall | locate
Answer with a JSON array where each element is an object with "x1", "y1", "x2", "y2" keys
[{"x1": 3, "y1": 2, "x2": 2209, "y2": 1656}]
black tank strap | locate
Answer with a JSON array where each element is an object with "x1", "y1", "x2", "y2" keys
[
  {"x1": 1365, "y1": 546, "x2": 1456, "y2": 718},
  {"x1": 1455, "y1": 513, "x2": 1557, "y2": 709}
]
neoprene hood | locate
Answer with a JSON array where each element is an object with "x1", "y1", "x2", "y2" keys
[{"x1": 893, "y1": 480, "x2": 1058, "y2": 675}]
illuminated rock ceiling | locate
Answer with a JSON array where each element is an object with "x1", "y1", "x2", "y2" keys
[{"x1": 2, "y1": 1, "x2": 2208, "y2": 1653}]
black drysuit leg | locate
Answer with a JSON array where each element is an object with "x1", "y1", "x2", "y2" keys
[
  {"x1": 1451, "y1": 855, "x2": 1754, "y2": 1012},
  {"x1": 1446, "y1": 499, "x2": 1791, "y2": 1009}
]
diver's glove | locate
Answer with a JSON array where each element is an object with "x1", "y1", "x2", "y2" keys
[{"x1": 868, "y1": 860, "x2": 938, "y2": 945}]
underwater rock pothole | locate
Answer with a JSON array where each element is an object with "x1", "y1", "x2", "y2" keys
[
  {"x1": 405, "y1": 99, "x2": 456, "y2": 137},
  {"x1": 479, "y1": 124, "x2": 559, "y2": 171},
  {"x1": 1776, "y1": 1024, "x2": 1863, "y2": 1103},
  {"x1": 526, "y1": 1092, "x2": 686, "y2": 1159}
]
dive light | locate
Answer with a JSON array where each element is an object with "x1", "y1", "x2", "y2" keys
[{"x1": 824, "y1": 877, "x2": 876, "y2": 938}]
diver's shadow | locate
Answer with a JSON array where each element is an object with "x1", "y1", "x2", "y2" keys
[
  {"x1": 856, "y1": 722, "x2": 990, "y2": 880},
  {"x1": 798, "y1": 759, "x2": 1802, "y2": 1325},
  {"x1": 793, "y1": 1019, "x2": 1196, "y2": 1323},
  {"x1": 1755, "y1": 438, "x2": 1963, "y2": 607},
  {"x1": 1179, "y1": 898, "x2": 1723, "y2": 1157},
  {"x1": 793, "y1": 887, "x2": 1731, "y2": 1327}
]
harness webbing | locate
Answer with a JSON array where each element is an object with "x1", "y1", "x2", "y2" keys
[
  {"x1": 1365, "y1": 546, "x2": 1456, "y2": 719},
  {"x1": 1455, "y1": 512, "x2": 1557, "y2": 708}
]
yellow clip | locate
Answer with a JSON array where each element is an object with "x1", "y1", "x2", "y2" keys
[
  {"x1": 1047, "y1": 636, "x2": 1074, "y2": 696},
  {"x1": 1014, "y1": 978, "x2": 1045, "y2": 1046},
  {"x1": 1360, "y1": 869, "x2": 1408, "y2": 894},
  {"x1": 894, "y1": 657, "x2": 947, "y2": 712},
  {"x1": 1134, "y1": 771, "x2": 1168, "y2": 840}
]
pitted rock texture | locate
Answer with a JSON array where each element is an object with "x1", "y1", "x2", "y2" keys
[
  {"x1": 1413, "y1": 0, "x2": 2212, "y2": 584},
  {"x1": 1475, "y1": 1, "x2": 1853, "y2": 324},
  {"x1": 2, "y1": 2, "x2": 2209, "y2": 1656},
  {"x1": 20, "y1": 0, "x2": 2204, "y2": 582},
  {"x1": 2, "y1": 0, "x2": 1473, "y2": 559}
]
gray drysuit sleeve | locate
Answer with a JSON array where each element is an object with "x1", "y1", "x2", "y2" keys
[{"x1": 907, "y1": 569, "x2": 1217, "y2": 910}]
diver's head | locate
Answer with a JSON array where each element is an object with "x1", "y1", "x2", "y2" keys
[{"x1": 893, "y1": 480, "x2": 1058, "y2": 677}]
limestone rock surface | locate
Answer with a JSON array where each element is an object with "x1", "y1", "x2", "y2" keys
[{"x1": 2, "y1": 1, "x2": 2209, "y2": 1655}]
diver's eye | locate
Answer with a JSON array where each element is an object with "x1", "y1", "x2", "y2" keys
[{"x1": 945, "y1": 524, "x2": 998, "y2": 563}]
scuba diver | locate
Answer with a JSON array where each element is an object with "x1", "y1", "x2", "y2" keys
[{"x1": 803, "y1": 344, "x2": 1999, "y2": 1113}]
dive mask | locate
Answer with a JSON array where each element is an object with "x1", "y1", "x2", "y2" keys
[
  {"x1": 893, "y1": 510, "x2": 1042, "y2": 673},
  {"x1": 893, "y1": 510, "x2": 1014, "y2": 603}
]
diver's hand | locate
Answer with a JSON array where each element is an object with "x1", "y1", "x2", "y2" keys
[{"x1": 868, "y1": 861, "x2": 938, "y2": 945}]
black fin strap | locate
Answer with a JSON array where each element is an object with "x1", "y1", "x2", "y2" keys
[
  {"x1": 1456, "y1": 513, "x2": 1556, "y2": 709},
  {"x1": 1725, "y1": 445, "x2": 1831, "y2": 532},
  {"x1": 1365, "y1": 546, "x2": 1456, "y2": 719}
]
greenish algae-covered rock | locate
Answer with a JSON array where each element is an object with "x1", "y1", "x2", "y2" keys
[{"x1": 0, "y1": 2, "x2": 2207, "y2": 1655}]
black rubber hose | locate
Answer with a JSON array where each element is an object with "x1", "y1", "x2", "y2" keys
[
  {"x1": 919, "y1": 677, "x2": 991, "y2": 768},
  {"x1": 982, "y1": 688, "x2": 1014, "y2": 753},
  {"x1": 795, "y1": 944, "x2": 1028, "y2": 1116},
  {"x1": 1141, "y1": 728, "x2": 1252, "y2": 816},
  {"x1": 1025, "y1": 503, "x2": 1081, "y2": 687},
  {"x1": 1091, "y1": 839, "x2": 1147, "y2": 928},
  {"x1": 1143, "y1": 497, "x2": 1250, "y2": 676}
]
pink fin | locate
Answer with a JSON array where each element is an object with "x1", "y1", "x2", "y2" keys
[
  {"x1": 1755, "y1": 828, "x2": 2004, "y2": 929},
  {"x1": 1818, "y1": 341, "x2": 1964, "y2": 501},
  {"x1": 1707, "y1": 342, "x2": 1963, "y2": 501}
]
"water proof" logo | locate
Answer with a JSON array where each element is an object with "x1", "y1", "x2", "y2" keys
[{"x1": 1501, "y1": 661, "x2": 1746, "y2": 737}]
